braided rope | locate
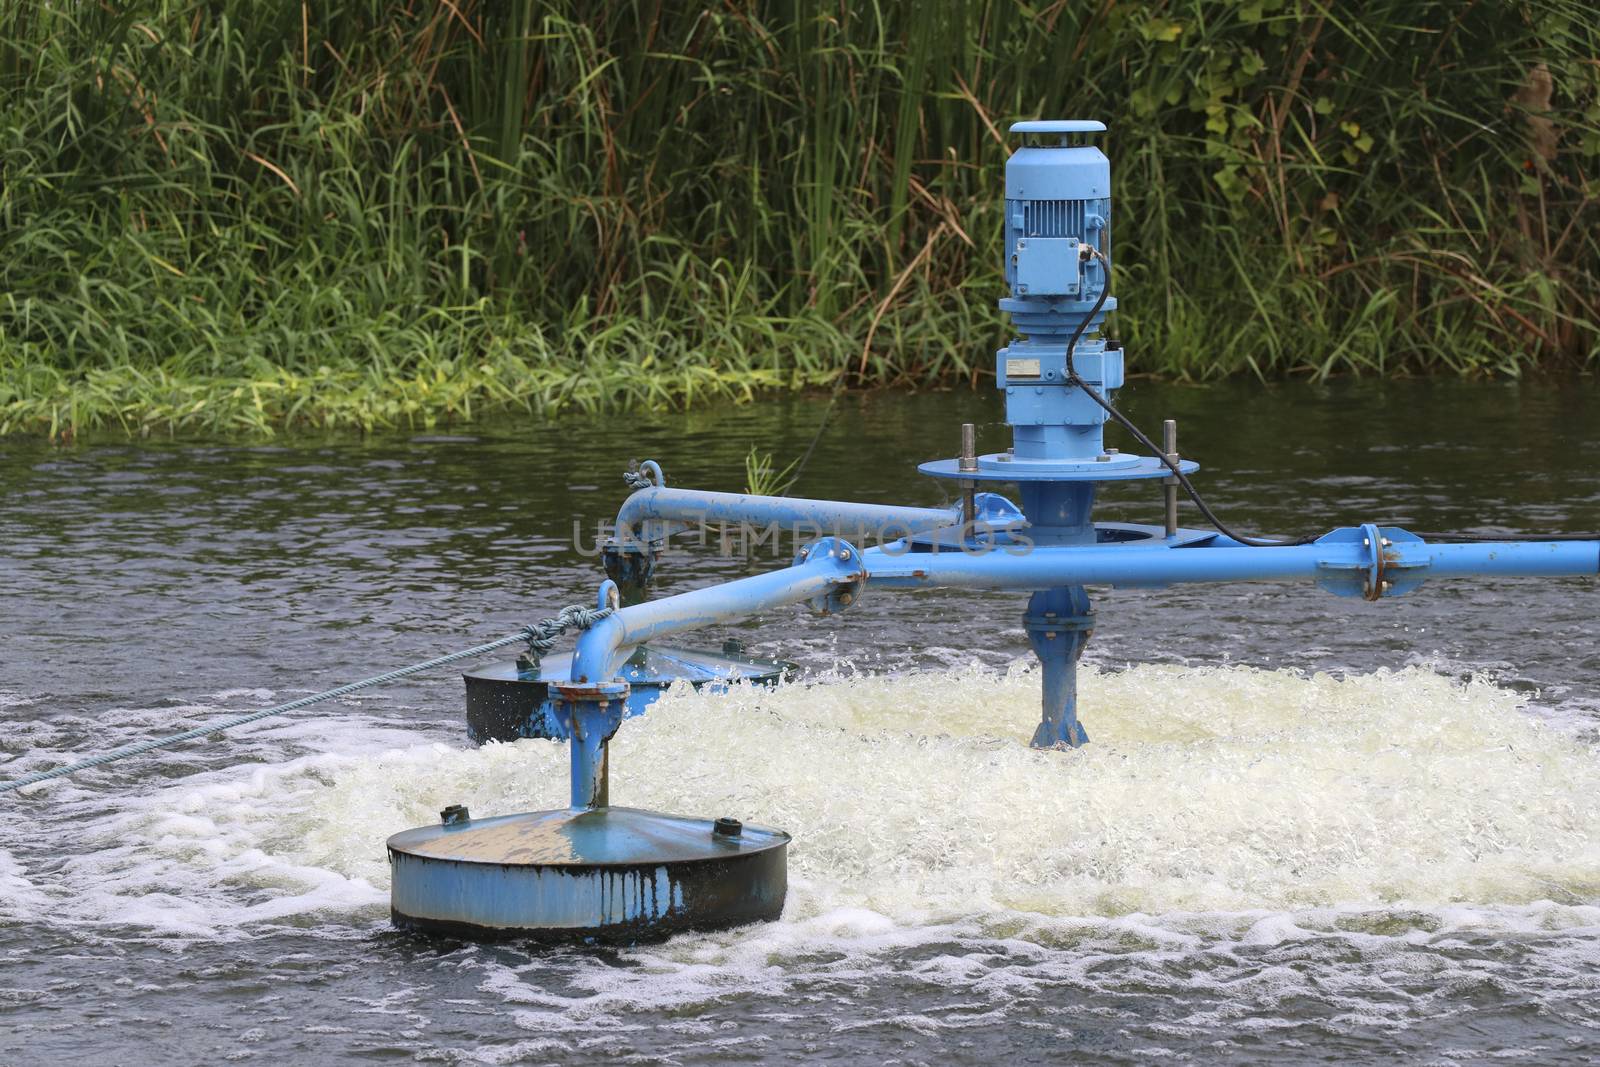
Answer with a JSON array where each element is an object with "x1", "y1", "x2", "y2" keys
[
  {"x1": 623, "y1": 459, "x2": 663, "y2": 491},
  {"x1": 0, "y1": 605, "x2": 614, "y2": 795},
  {"x1": 518, "y1": 604, "x2": 615, "y2": 667}
]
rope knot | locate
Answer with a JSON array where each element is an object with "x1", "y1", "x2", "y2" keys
[
  {"x1": 623, "y1": 460, "x2": 664, "y2": 491},
  {"x1": 520, "y1": 604, "x2": 615, "y2": 669}
]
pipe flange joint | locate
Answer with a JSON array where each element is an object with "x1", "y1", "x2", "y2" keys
[
  {"x1": 1357, "y1": 522, "x2": 1385, "y2": 601},
  {"x1": 1312, "y1": 524, "x2": 1423, "y2": 600},
  {"x1": 551, "y1": 680, "x2": 630, "y2": 704},
  {"x1": 1023, "y1": 610, "x2": 1095, "y2": 635},
  {"x1": 793, "y1": 535, "x2": 865, "y2": 616},
  {"x1": 549, "y1": 680, "x2": 630, "y2": 743}
]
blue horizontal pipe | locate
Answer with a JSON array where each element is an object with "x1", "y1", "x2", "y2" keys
[
  {"x1": 614, "y1": 487, "x2": 957, "y2": 543},
  {"x1": 1422, "y1": 541, "x2": 1600, "y2": 578},
  {"x1": 569, "y1": 532, "x2": 1594, "y2": 685},
  {"x1": 571, "y1": 546, "x2": 862, "y2": 682},
  {"x1": 859, "y1": 539, "x2": 1599, "y2": 590}
]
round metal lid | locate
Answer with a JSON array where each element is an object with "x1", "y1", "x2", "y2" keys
[
  {"x1": 387, "y1": 806, "x2": 789, "y2": 868},
  {"x1": 920, "y1": 454, "x2": 1200, "y2": 483},
  {"x1": 1010, "y1": 119, "x2": 1106, "y2": 134},
  {"x1": 465, "y1": 644, "x2": 794, "y2": 689}
]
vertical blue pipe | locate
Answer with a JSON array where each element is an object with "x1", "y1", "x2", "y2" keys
[
  {"x1": 570, "y1": 723, "x2": 609, "y2": 808},
  {"x1": 1024, "y1": 585, "x2": 1094, "y2": 748},
  {"x1": 1017, "y1": 483, "x2": 1098, "y2": 545},
  {"x1": 551, "y1": 688, "x2": 626, "y2": 809}
]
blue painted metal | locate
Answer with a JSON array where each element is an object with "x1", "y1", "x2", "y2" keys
[
  {"x1": 612, "y1": 485, "x2": 957, "y2": 550},
  {"x1": 928, "y1": 113, "x2": 1190, "y2": 764},
  {"x1": 793, "y1": 536, "x2": 865, "y2": 614},
  {"x1": 1010, "y1": 120, "x2": 1108, "y2": 136},
  {"x1": 554, "y1": 119, "x2": 1596, "y2": 767},
  {"x1": 635, "y1": 460, "x2": 665, "y2": 487},
  {"x1": 919, "y1": 455, "x2": 1199, "y2": 482},
  {"x1": 409, "y1": 116, "x2": 1599, "y2": 944},
  {"x1": 392, "y1": 539, "x2": 859, "y2": 943},
  {"x1": 462, "y1": 644, "x2": 795, "y2": 744},
  {"x1": 550, "y1": 679, "x2": 628, "y2": 808},
  {"x1": 857, "y1": 530, "x2": 1599, "y2": 591},
  {"x1": 560, "y1": 121, "x2": 1595, "y2": 766},
  {"x1": 604, "y1": 486, "x2": 957, "y2": 597},
  {"x1": 996, "y1": 119, "x2": 1117, "y2": 467},
  {"x1": 387, "y1": 806, "x2": 788, "y2": 941},
  {"x1": 921, "y1": 120, "x2": 1153, "y2": 491},
  {"x1": 573, "y1": 538, "x2": 864, "y2": 683},
  {"x1": 1026, "y1": 585, "x2": 1094, "y2": 748}
]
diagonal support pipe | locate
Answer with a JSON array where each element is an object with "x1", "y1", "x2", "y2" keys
[{"x1": 572, "y1": 538, "x2": 865, "y2": 684}]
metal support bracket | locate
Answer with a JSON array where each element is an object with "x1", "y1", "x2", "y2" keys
[{"x1": 602, "y1": 541, "x2": 661, "y2": 599}]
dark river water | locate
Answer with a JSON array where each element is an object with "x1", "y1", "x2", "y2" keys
[{"x1": 2, "y1": 379, "x2": 1599, "y2": 1065}]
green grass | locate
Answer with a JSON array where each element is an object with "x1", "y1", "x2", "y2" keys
[
  {"x1": 744, "y1": 444, "x2": 801, "y2": 497},
  {"x1": 2, "y1": 1, "x2": 1598, "y2": 438}
]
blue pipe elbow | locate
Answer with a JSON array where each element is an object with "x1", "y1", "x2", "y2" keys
[{"x1": 571, "y1": 540, "x2": 865, "y2": 684}]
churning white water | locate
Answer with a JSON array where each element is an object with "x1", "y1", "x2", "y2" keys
[{"x1": 12, "y1": 662, "x2": 1600, "y2": 947}]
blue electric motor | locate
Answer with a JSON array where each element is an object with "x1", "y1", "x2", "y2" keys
[
  {"x1": 919, "y1": 119, "x2": 1192, "y2": 746},
  {"x1": 1000, "y1": 120, "x2": 1118, "y2": 464}
]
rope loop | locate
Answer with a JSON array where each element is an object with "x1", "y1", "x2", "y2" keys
[{"x1": 623, "y1": 459, "x2": 664, "y2": 491}]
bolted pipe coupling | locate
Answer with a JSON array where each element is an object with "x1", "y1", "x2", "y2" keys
[{"x1": 793, "y1": 536, "x2": 866, "y2": 615}]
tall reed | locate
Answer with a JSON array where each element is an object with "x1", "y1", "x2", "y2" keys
[{"x1": 1, "y1": 1, "x2": 1596, "y2": 437}]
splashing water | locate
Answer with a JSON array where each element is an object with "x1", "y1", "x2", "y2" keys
[{"x1": 13, "y1": 662, "x2": 1600, "y2": 946}]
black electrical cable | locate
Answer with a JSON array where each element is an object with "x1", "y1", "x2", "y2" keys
[
  {"x1": 1064, "y1": 248, "x2": 1599, "y2": 546},
  {"x1": 1404, "y1": 530, "x2": 1600, "y2": 543},
  {"x1": 1065, "y1": 246, "x2": 1315, "y2": 547}
]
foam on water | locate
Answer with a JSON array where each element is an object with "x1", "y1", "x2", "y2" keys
[
  {"x1": 6, "y1": 669, "x2": 1600, "y2": 1061},
  {"x1": 625, "y1": 660, "x2": 1600, "y2": 925},
  {"x1": 10, "y1": 661, "x2": 1600, "y2": 950}
]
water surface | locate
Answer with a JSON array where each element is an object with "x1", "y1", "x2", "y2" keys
[{"x1": 2, "y1": 379, "x2": 1599, "y2": 1064}]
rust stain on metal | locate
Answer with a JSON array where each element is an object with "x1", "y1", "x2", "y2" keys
[
  {"x1": 552, "y1": 683, "x2": 622, "y2": 702},
  {"x1": 1367, "y1": 541, "x2": 1403, "y2": 601},
  {"x1": 550, "y1": 684, "x2": 624, "y2": 710}
]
